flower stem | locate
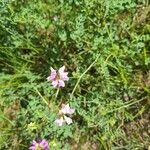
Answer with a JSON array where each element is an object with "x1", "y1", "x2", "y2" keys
[{"x1": 54, "y1": 88, "x2": 59, "y2": 100}]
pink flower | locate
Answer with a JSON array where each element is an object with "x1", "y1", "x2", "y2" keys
[
  {"x1": 54, "y1": 116, "x2": 73, "y2": 126},
  {"x1": 47, "y1": 66, "x2": 69, "y2": 88},
  {"x1": 29, "y1": 139, "x2": 49, "y2": 150},
  {"x1": 59, "y1": 104, "x2": 75, "y2": 115},
  {"x1": 54, "y1": 117, "x2": 65, "y2": 126},
  {"x1": 54, "y1": 104, "x2": 75, "y2": 126}
]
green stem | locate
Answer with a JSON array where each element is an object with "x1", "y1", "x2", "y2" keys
[
  {"x1": 106, "y1": 97, "x2": 146, "y2": 114},
  {"x1": 54, "y1": 88, "x2": 59, "y2": 101},
  {"x1": 70, "y1": 54, "x2": 109, "y2": 100},
  {"x1": 35, "y1": 88, "x2": 50, "y2": 109}
]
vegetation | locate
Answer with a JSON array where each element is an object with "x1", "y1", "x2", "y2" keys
[{"x1": 0, "y1": 0, "x2": 150, "y2": 149}]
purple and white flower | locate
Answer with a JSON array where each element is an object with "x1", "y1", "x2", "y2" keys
[
  {"x1": 47, "y1": 66, "x2": 69, "y2": 88},
  {"x1": 29, "y1": 139, "x2": 49, "y2": 150},
  {"x1": 54, "y1": 117, "x2": 65, "y2": 126},
  {"x1": 54, "y1": 104, "x2": 75, "y2": 126}
]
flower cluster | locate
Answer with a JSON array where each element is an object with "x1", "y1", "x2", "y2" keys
[
  {"x1": 29, "y1": 139, "x2": 49, "y2": 150},
  {"x1": 47, "y1": 66, "x2": 69, "y2": 88},
  {"x1": 55, "y1": 104, "x2": 75, "y2": 126},
  {"x1": 29, "y1": 66, "x2": 74, "y2": 149}
]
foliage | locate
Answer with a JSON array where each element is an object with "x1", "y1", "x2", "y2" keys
[{"x1": 0, "y1": 0, "x2": 150, "y2": 149}]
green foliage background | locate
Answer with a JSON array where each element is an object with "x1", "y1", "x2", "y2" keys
[{"x1": 0, "y1": 0, "x2": 150, "y2": 149}]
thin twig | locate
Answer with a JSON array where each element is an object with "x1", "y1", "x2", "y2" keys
[
  {"x1": 71, "y1": 54, "x2": 100, "y2": 99},
  {"x1": 106, "y1": 97, "x2": 146, "y2": 114},
  {"x1": 35, "y1": 88, "x2": 50, "y2": 109}
]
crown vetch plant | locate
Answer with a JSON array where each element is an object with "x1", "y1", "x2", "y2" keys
[{"x1": 1, "y1": 1, "x2": 149, "y2": 149}]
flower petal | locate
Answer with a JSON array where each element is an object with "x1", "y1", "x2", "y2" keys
[
  {"x1": 40, "y1": 139, "x2": 47, "y2": 146},
  {"x1": 58, "y1": 66, "x2": 65, "y2": 73},
  {"x1": 60, "y1": 104, "x2": 69, "y2": 114},
  {"x1": 60, "y1": 72, "x2": 69, "y2": 81},
  {"x1": 60, "y1": 104, "x2": 75, "y2": 115},
  {"x1": 68, "y1": 108, "x2": 75, "y2": 115},
  {"x1": 46, "y1": 76, "x2": 51, "y2": 81},
  {"x1": 32, "y1": 140, "x2": 37, "y2": 146},
  {"x1": 50, "y1": 70, "x2": 57, "y2": 80},
  {"x1": 64, "y1": 116, "x2": 72, "y2": 125},
  {"x1": 54, "y1": 117, "x2": 64, "y2": 126},
  {"x1": 39, "y1": 139, "x2": 49, "y2": 149},
  {"x1": 52, "y1": 80, "x2": 58, "y2": 88},
  {"x1": 29, "y1": 146, "x2": 36, "y2": 150},
  {"x1": 47, "y1": 67, "x2": 57, "y2": 81},
  {"x1": 58, "y1": 80, "x2": 65, "y2": 87}
]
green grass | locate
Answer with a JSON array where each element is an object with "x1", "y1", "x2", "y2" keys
[{"x1": 0, "y1": 0, "x2": 150, "y2": 149}]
